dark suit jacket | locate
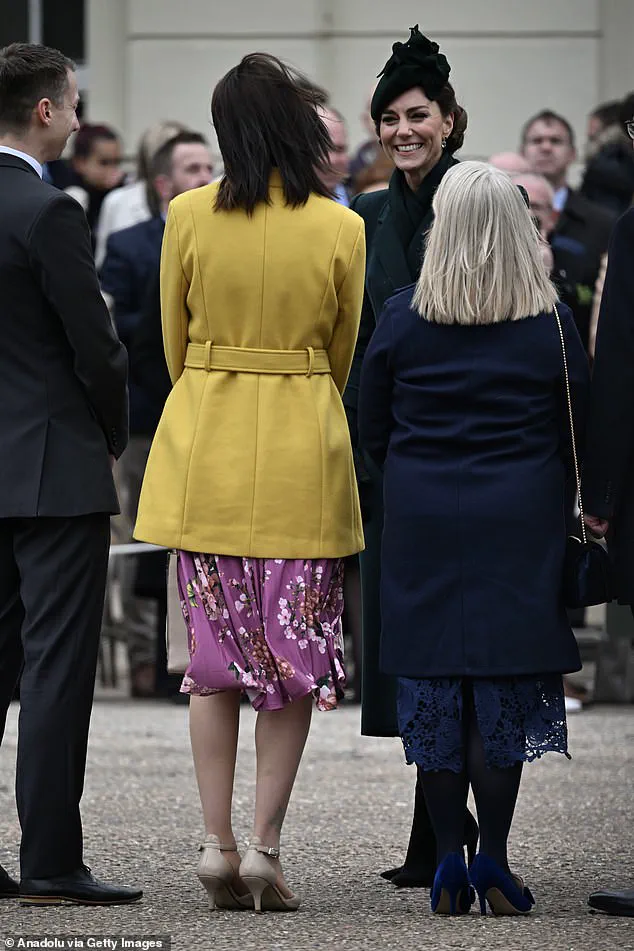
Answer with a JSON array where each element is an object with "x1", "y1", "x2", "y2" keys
[
  {"x1": 583, "y1": 208, "x2": 634, "y2": 601},
  {"x1": 100, "y1": 216, "x2": 165, "y2": 434},
  {"x1": 359, "y1": 290, "x2": 587, "y2": 677},
  {"x1": 551, "y1": 189, "x2": 616, "y2": 349},
  {"x1": 129, "y1": 273, "x2": 172, "y2": 416},
  {"x1": 0, "y1": 153, "x2": 128, "y2": 517}
]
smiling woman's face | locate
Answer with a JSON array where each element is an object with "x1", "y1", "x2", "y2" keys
[{"x1": 379, "y1": 87, "x2": 453, "y2": 189}]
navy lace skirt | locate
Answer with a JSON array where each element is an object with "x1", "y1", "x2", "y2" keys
[{"x1": 397, "y1": 675, "x2": 569, "y2": 771}]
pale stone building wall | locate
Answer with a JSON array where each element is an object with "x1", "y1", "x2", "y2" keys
[{"x1": 87, "y1": 0, "x2": 634, "y2": 164}]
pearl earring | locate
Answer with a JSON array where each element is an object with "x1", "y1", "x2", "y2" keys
[{"x1": 441, "y1": 137, "x2": 447, "y2": 149}]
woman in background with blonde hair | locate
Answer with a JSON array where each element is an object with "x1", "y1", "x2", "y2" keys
[
  {"x1": 358, "y1": 162, "x2": 590, "y2": 915},
  {"x1": 95, "y1": 119, "x2": 188, "y2": 267}
]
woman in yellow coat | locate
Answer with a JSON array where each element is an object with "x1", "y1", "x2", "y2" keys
[{"x1": 135, "y1": 54, "x2": 365, "y2": 912}]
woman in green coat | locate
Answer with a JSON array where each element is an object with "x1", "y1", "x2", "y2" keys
[{"x1": 344, "y1": 26, "x2": 477, "y2": 887}]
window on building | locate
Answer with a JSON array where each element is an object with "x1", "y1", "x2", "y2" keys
[
  {"x1": 0, "y1": 1, "x2": 85, "y2": 62},
  {"x1": 0, "y1": 1, "x2": 29, "y2": 47},
  {"x1": 43, "y1": 0, "x2": 85, "y2": 62}
]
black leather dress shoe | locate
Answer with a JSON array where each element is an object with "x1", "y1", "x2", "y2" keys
[
  {"x1": 588, "y1": 888, "x2": 634, "y2": 917},
  {"x1": 20, "y1": 865, "x2": 142, "y2": 906},
  {"x1": 0, "y1": 864, "x2": 19, "y2": 898}
]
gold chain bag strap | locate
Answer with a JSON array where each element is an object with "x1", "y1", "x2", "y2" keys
[{"x1": 555, "y1": 304, "x2": 612, "y2": 607}]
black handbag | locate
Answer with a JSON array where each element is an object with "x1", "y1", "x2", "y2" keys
[{"x1": 555, "y1": 304, "x2": 613, "y2": 608}]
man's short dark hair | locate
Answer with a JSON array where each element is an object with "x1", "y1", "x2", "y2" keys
[
  {"x1": 150, "y1": 131, "x2": 208, "y2": 179},
  {"x1": 72, "y1": 123, "x2": 119, "y2": 160},
  {"x1": 0, "y1": 42, "x2": 74, "y2": 134},
  {"x1": 520, "y1": 109, "x2": 575, "y2": 148},
  {"x1": 619, "y1": 92, "x2": 634, "y2": 129},
  {"x1": 590, "y1": 100, "x2": 622, "y2": 130}
]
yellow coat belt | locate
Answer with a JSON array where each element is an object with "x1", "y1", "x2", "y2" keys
[{"x1": 184, "y1": 342, "x2": 331, "y2": 376}]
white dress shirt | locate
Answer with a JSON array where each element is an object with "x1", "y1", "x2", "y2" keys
[
  {"x1": 553, "y1": 186, "x2": 569, "y2": 213},
  {"x1": 0, "y1": 146, "x2": 43, "y2": 178}
]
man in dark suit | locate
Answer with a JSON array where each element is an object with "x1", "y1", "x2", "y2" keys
[
  {"x1": 100, "y1": 132, "x2": 212, "y2": 699},
  {"x1": 521, "y1": 109, "x2": 616, "y2": 350},
  {"x1": 0, "y1": 43, "x2": 140, "y2": 905},
  {"x1": 582, "y1": 117, "x2": 634, "y2": 918}
]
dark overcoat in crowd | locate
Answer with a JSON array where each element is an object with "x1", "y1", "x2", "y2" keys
[
  {"x1": 581, "y1": 139, "x2": 634, "y2": 218},
  {"x1": 100, "y1": 215, "x2": 165, "y2": 436},
  {"x1": 358, "y1": 289, "x2": 588, "y2": 677},
  {"x1": 343, "y1": 153, "x2": 458, "y2": 735},
  {"x1": 583, "y1": 208, "x2": 634, "y2": 602},
  {"x1": 551, "y1": 190, "x2": 615, "y2": 350}
]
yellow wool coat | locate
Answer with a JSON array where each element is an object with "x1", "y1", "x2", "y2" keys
[{"x1": 135, "y1": 173, "x2": 366, "y2": 558}]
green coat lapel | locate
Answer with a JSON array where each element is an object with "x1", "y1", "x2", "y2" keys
[{"x1": 370, "y1": 204, "x2": 414, "y2": 314}]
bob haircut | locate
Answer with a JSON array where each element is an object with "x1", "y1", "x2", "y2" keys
[
  {"x1": 413, "y1": 162, "x2": 558, "y2": 325},
  {"x1": 212, "y1": 53, "x2": 333, "y2": 214}
]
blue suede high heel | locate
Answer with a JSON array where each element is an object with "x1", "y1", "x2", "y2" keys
[
  {"x1": 430, "y1": 852, "x2": 475, "y2": 915},
  {"x1": 469, "y1": 854, "x2": 535, "y2": 916}
]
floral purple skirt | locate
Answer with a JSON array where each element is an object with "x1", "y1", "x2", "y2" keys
[{"x1": 176, "y1": 552, "x2": 346, "y2": 711}]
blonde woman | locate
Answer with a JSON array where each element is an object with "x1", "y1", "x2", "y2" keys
[{"x1": 358, "y1": 162, "x2": 590, "y2": 915}]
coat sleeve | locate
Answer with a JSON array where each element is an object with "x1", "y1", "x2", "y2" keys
[
  {"x1": 129, "y1": 273, "x2": 172, "y2": 407},
  {"x1": 582, "y1": 210, "x2": 634, "y2": 518},
  {"x1": 29, "y1": 193, "x2": 129, "y2": 459},
  {"x1": 160, "y1": 203, "x2": 190, "y2": 384},
  {"x1": 358, "y1": 299, "x2": 395, "y2": 467},
  {"x1": 100, "y1": 233, "x2": 141, "y2": 345},
  {"x1": 328, "y1": 218, "x2": 366, "y2": 395}
]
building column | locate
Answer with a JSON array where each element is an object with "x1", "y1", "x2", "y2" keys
[
  {"x1": 598, "y1": 0, "x2": 634, "y2": 103},
  {"x1": 85, "y1": 0, "x2": 127, "y2": 136}
]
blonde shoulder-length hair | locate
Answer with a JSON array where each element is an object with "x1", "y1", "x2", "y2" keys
[{"x1": 413, "y1": 161, "x2": 558, "y2": 324}]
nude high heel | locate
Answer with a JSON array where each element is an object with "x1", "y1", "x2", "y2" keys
[
  {"x1": 197, "y1": 835, "x2": 253, "y2": 911},
  {"x1": 239, "y1": 838, "x2": 301, "y2": 913}
]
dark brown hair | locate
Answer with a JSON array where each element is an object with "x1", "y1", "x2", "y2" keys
[
  {"x1": 374, "y1": 79, "x2": 467, "y2": 155},
  {"x1": 0, "y1": 42, "x2": 74, "y2": 134},
  {"x1": 436, "y1": 82, "x2": 467, "y2": 154},
  {"x1": 211, "y1": 53, "x2": 333, "y2": 214},
  {"x1": 619, "y1": 92, "x2": 634, "y2": 129},
  {"x1": 590, "y1": 99, "x2": 623, "y2": 129},
  {"x1": 72, "y1": 123, "x2": 119, "y2": 160}
]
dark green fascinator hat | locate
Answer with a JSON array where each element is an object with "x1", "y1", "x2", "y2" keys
[{"x1": 370, "y1": 25, "x2": 451, "y2": 122}]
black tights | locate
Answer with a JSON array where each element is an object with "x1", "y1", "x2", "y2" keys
[{"x1": 418, "y1": 682, "x2": 522, "y2": 870}]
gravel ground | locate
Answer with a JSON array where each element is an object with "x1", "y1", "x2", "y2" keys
[{"x1": 0, "y1": 699, "x2": 633, "y2": 951}]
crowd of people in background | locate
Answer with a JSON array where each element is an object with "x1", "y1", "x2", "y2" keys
[{"x1": 33, "y1": 68, "x2": 633, "y2": 709}]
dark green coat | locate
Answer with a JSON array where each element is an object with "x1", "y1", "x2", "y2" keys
[{"x1": 344, "y1": 161, "x2": 457, "y2": 735}]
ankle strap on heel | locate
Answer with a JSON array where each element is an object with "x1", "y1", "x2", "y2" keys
[
  {"x1": 199, "y1": 836, "x2": 238, "y2": 852},
  {"x1": 248, "y1": 842, "x2": 280, "y2": 858}
]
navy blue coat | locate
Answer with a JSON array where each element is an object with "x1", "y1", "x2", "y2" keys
[
  {"x1": 100, "y1": 216, "x2": 165, "y2": 435},
  {"x1": 358, "y1": 289, "x2": 589, "y2": 678}
]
